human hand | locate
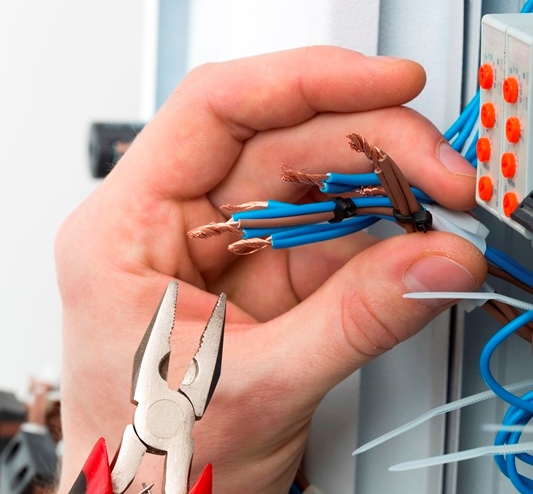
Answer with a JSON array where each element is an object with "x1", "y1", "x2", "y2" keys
[{"x1": 55, "y1": 46, "x2": 486, "y2": 493}]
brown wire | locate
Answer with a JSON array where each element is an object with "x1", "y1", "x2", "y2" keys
[
  {"x1": 488, "y1": 264, "x2": 533, "y2": 295},
  {"x1": 237, "y1": 212, "x2": 334, "y2": 229},
  {"x1": 482, "y1": 300, "x2": 533, "y2": 344},
  {"x1": 346, "y1": 132, "x2": 428, "y2": 233}
]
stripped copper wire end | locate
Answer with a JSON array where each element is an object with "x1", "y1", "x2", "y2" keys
[
  {"x1": 280, "y1": 166, "x2": 328, "y2": 188},
  {"x1": 187, "y1": 221, "x2": 241, "y2": 239},
  {"x1": 346, "y1": 131, "x2": 386, "y2": 169},
  {"x1": 220, "y1": 201, "x2": 268, "y2": 212},
  {"x1": 228, "y1": 237, "x2": 271, "y2": 255},
  {"x1": 356, "y1": 185, "x2": 387, "y2": 197}
]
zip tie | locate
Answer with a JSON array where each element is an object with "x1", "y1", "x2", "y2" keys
[
  {"x1": 352, "y1": 378, "x2": 533, "y2": 456},
  {"x1": 389, "y1": 441, "x2": 533, "y2": 472},
  {"x1": 481, "y1": 423, "x2": 533, "y2": 433},
  {"x1": 328, "y1": 197, "x2": 357, "y2": 223},
  {"x1": 404, "y1": 292, "x2": 533, "y2": 312},
  {"x1": 392, "y1": 208, "x2": 432, "y2": 232}
]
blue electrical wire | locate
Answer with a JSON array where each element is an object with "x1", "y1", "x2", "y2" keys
[
  {"x1": 485, "y1": 246, "x2": 533, "y2": 289},
  {"x1": 522, "y1": 0, "x2": 533, "y2": 13},
  {"x1": 271, "y1": 216, "x2": 379, "y2": 249},
  {"x1": 480, "y1": 311, "x2": 533, "y2": 492},
  {"x1": 464, "y1": 130, "x2": 479, "y2": 166},
  {"x1": 232, "y1": 197, "x2": 395, "y2": 223},
  {"x1": 449, "y1": 94, "x2": 480, "y2": 153},
  {"x1": 480, "y1": 311, "x2": 533, "y2": 413},
  {"x1": 444, "y1": 91, "x2": 480, "y2": 143},
  {"x1": 493, "y1": 391, "x2": 533, "y2": 493}
]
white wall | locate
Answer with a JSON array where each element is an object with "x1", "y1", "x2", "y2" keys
[
  {"x1": 188, "y1": 0, "x2": 380, "y2": 67},
  {"x1": 0, "y1": 1, "x2": 147, "y2": 396}
]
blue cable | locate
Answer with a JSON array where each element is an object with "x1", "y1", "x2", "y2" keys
[
  {"x1": 232, "y1": 197, "x2": 395, "y2": 222},
  {"x1": 479, "y1": 311, "x2": 533, "y2": 492},
  {"x1": 324, "y1": 172, "x2": 380, "y2": 188},
  {"x1": 480, "y1": 313, "x2": 533, "y2": 491},
  {"x1": 522, "y1": 0, "x2": 533, "y2": 13},
  {"x1": 444, "y1": 91, "x2": 480, "y2": 142},
  {"x1": 464, "y1": 130, "x2": 479, "y2": 165},
  {"x1": 485, "y1": 246, "x2": 533, "y2": 289},
  {"x1": 449, "y1": 96, "x2": 480, "y2": 153},
  {"x1": 480, "y1": 311, "x2": 533, "y2": 413},
  {"x1": 271, "y1": 216, "x2": 379, "y2": 249}
]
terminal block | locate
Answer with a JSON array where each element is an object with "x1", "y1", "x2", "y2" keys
[{"x1": 477, "y1": 14, "x2": 533, "y2": 238}]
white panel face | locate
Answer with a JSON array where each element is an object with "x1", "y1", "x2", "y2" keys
[
  {"x1": 477, "y1": 16, "x2": 508, "y2": 219},
  {"x1": 503, "y1": 26, "x2": 533, "y2": 233},
  {"x1": 476, "y1": 14, "x2": 533, "y2": 238}
]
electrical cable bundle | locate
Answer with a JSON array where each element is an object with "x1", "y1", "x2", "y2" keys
[{"x1": 188, "y1": 131, "x2": 434, "y2": 255}]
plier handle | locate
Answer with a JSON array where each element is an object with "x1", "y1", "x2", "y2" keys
[
  {"x1": 68, "y1": 438, "x2": 213, "y2": 494},
  {"x1": 68, "y1": 281, "x2": 226, "y2": 494}
]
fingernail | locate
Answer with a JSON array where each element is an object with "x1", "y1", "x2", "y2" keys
[
  {"x1": 403, "y1": 256, "x2": 477, "y2": 308},
  {"x1": 438, "y1": 141, "x2": 476, "y2": 177}
]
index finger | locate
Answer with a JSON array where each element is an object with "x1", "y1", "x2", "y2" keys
[{"x1": 111, "y1": 46, "x2": 426, "y2": 200}]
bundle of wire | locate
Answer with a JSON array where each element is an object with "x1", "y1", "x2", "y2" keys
[{"x1": 188, "y1": 3, "x2": 533, "y2": 492}]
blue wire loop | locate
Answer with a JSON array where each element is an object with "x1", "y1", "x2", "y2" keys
[{"x1": 480, "y1": 311, "x2": 533, "y2": 493}]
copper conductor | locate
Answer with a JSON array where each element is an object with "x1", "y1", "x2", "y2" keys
[
  {"x1": 228, "y1": 237, "x2": 271, "y2": 255},
  {"x1": 280, "y1": 166, "x2": 328, "y2": 187},
  {"x1": 356, "y1": 185, "x2": 387, "y2": 197},
  {"x1": 220, "y1": 201, "x2": 268, "y2": 212},
  {"x1": 187, "y1": 221, "x2": 241, "y2": 239},
  {"x1": 346, "y1": 131, "x2": 386, "y2": 169}
]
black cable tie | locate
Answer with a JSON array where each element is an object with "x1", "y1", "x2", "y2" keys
[
  {"x1": 393, "y1": 208, "x2": 432, "y2": 232},
  {"x1": 328, "y1": 197, "x2": 358, "y2": 223}
]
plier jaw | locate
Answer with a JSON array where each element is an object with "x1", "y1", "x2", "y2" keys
[{"x1": 68, "y1": 281, "x2": 226, "y2": 494}]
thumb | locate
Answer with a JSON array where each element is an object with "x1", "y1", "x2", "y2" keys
[{"x1": 271, "y1": 231, "x2": 486, "y2": 400}]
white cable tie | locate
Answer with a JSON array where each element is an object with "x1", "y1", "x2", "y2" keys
[
  {"x1": 352, "y1": 379, "x2": 533, "y2": 456},
  {"x1": 481, "y1": 423, "x2": 533, "y2": 433},
  {"x1": 404, "y1": 291, "x2": 533, "y2": 312},
  {"x1": 389, "y1": 441, "x2": 533, "y2": 472},
  {"x1": 457, "y1": 283, "x2": 494, "y2": 313},
  {"x1": 423, "y1": 204, "x2": 489, "y2": 253}
]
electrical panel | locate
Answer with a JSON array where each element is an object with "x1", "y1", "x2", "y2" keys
[{"x1": 477, "y1": 13, "x2": 533, "y2": 238}]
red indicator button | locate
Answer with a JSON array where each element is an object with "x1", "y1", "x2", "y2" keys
[
  {"x1": 479, "y1": 64, "x2": 494, "y2": 89},
  {"x1": 505, "y1": 117, "x2": 521, "y2": 143},
  {"x1": 480, "y1": 102, "x2": 496, "y2": 128},
  {"x1": 478, "y1": 176, "x2": 493, "y2": 201},
  {"x1": 503, "y1": 192, "x2": 519, "y2": 217},
  {"x1": 503, "y1": 77, "x2": 519, "y2": 103},
  {"x1": 476, "y1": 137, "x2": 491, "y2": 162},
  {"x1": 501, "y1": 152, "x2": 517, "y2": 179}
]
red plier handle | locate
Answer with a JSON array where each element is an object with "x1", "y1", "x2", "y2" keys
[{"x1": 68, "y1": 438, "x2": 212, "y2": 494}]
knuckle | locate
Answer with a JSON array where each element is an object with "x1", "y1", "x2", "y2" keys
[{"x1": 339, "y1": 291, "x2": 401, "y2": 359}]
